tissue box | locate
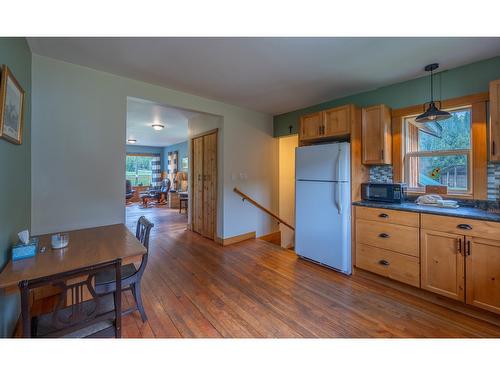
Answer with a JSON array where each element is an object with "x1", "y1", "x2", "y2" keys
[{"x1": 12, "y1": 238, "x2": 39, "y2": 261}]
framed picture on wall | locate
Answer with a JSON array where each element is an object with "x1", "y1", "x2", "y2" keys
[
  {"x1": 0, "y1": 65, "x2": 25, "y2": 145},
  {"x1": 181, "y1": 157, "x2": 188, "y2": 170}
]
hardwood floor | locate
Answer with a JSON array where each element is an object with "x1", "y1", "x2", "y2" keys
[{"x1": 120, "y1": 204, "x2": 500, "y2": 338}]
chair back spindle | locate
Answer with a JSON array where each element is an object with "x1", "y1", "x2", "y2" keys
[{"x1": 135, "y1": 216, "x2": 154, "y2": 278}]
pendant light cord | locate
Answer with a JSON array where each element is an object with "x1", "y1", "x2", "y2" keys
[{"x1": 430, "y1": 67, "x2": 434, "y2": 103}]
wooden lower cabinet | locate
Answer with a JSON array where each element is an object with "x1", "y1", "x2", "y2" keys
[
  {"x1": 421, "y1": 229, "x2": 465, "y2": 301},
  {"x1": 466, "y1": 236, "x2": 500, "y2": 314},
  {"x1": 356, "y1": 208, "x2": 500, "y2": 315},
  {"x1": 356, "y1": 243, "x2": 420, "y2": 287},
  {"x1": 356, "y1": 219, "x2": 419, "y2": 257}
]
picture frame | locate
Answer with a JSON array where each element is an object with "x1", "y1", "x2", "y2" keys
[{"x1": 0, "y1": 65, "x2": 25, "y2": 145}]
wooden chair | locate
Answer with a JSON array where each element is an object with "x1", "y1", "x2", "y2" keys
[
  {"x1": 125, "y1": 180, "x2": 135, "y2": 205},
  {"x1": 19, "y1": 259, "x2": 122, "y2": 338},
  {"x1": 141, "y1": 179, "x2": 171, "y2": 207},
  {"x1": 95, "y1": 216, "x2": 153, "y2": 322}
]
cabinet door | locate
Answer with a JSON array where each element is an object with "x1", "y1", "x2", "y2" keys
[
  {"x1": 192, "y1": 136, "x2": 204, "y2": 235},
  {"x1": 466, "y1": 236, "x2": 500, "y2": 314},
  {"x1": 490, "y1": 79, "x2": 500, "y2": 162},
  {"x1": 362, "y1": 105, "x2": 391, "y2": 165},
  {"x1": 299, "y1": 112, "x2": 322, "y2": 140},
  {"x1": 323, "y1": 106, "x2": 350, "y2": 137},
  {"x1": 202, "y1": 132, "x2": 217, "y2": 240},
  {"x1": 421, "y1": 229, "x2": 465, "y2": 301}
]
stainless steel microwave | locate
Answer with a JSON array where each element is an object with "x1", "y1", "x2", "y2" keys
[{"x1": 361, "y1": 183, "x2": 406, "y2": 203}]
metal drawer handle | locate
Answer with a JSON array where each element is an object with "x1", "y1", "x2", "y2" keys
[
  {"x1": 378, "y1": 213, "x2": 389, "y2": 218},
  {"x1": 457, "y1": 224, "x2": 472, "y2": 230},
  {"x1": 379, "y1": 259, "x2": 390, "y2": 266},
  {"x1": 379, "y1": 233, "x2": 390, "y2": 238}
]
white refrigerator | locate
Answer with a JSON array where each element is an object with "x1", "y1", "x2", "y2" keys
[{"x1": 295, "y1": 142, "x2": 351, "y2": 274}]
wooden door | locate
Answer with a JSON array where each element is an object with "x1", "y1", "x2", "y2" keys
[
  {"x1": 323, "y1": 105, "x2": 350, "y2": 137},
  {"x1": 362, "y1": 105, "x2": 391, "y2": 165},
  {"x1": 421, "y1": 229, "x2": 465, "y2": 301},
  {"x1": 202, "y1": 132, "x2": 217, "y2": 240},
  {"x1": 489, "y1": 79, "x2": 500, "y2": 162},
  {"x1": 299, "y1": 112, "x2": 322, "y2": 141},
  {"x1": 192, "y1": 136, "x2": 204, "y2": 235},
  {"x1": 466, "y1": 236, "x2": 500, "y2": 314}
]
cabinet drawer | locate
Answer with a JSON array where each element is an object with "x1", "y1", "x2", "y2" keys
[
  {"x1": 421, "y1": 214, "x2": 500, "y2": 241},
  {"x1": 356, "y1": 243, "x2": 420, "y2": 287},
  {"x1": 356, "y1": 219, "x2": 419, "y2": 256},
  {"x1": 355, "y1": 206, "x2": 419, "y2": 227}
]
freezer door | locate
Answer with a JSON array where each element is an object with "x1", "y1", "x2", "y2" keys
[
  {"x1": 296, "y1": 143, "x2": 350, "y2": 182},
  {"x1": 295, "y1": 180, "x2": 351, "y2": 274}
]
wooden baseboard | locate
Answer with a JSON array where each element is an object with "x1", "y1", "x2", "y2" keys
[
  {"x1": 257, "y1": 231, "x2": 281, "y2": 246},
  {"x1": 354, "y1": 267, "x2": 500, "y2": 327},
  {"x1": 216, "y1": 231, "x2": 256, "y2": 246}
]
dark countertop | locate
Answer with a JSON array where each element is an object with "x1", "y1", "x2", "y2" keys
[{"x1": 353, "y1": 200, "x2": 500, "y2": 223}]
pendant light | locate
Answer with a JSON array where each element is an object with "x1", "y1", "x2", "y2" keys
[{"x1": 415, "y1": 63, "x2": 452, "y2": 124}]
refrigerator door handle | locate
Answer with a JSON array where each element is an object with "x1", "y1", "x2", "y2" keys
[
  {"x1": 337, "y1": 183, "x2": 342, "y2": 214},
  {"x1": 336, "y1": 148, "x2": 342, "y2": 181},
  {"x1": 333, "y1": 183, "x2": 338, "y2": 213}
]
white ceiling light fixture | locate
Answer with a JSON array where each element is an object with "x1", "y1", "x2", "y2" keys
[
  {"x1": 127, "y1": 138, "x2": 137, "y2": 144},
  {"x1": 152, "y1": 123, "x2": 165, "y2": 131}
]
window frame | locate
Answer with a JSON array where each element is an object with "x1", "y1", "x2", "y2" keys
[
  {"x1": 402, "y1": 106, "x2": 473, "y2": 195},
  {"x1": 125, "y1": 153, "x2": 158, "y2": 188},
  {"x1": 391, "y1": 92, "x2": 488, "y2": 200}
]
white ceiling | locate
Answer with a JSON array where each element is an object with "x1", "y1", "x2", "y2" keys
[
  {"x1": 28, "y1": 37, "x2": 500, "y2": 115},
  {"x1": 126, "y1": 97, "x2": 192, "y2": 147}
]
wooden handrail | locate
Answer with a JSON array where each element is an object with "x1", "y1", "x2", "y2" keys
[{"x1": 233, "y1": 187, "x2": 295, "y2": 231}]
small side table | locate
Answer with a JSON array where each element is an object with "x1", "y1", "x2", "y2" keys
[
  {"x1": 179, "y1": 192, "x2": 188, "y2": 214},
  {"x1": 168, "y1": 191, "x2": 180, "y2": 209}
]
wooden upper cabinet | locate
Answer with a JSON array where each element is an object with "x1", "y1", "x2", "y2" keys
[
  {"x1": 466, "y1": 236, "x2": 500, "y2": 314},
  {"x1": 362, "y1": 104, "x2": 392, "y2": 165},
  {"x1": 299, "y1": 105, "x2": 353, "y2": 143},
  {"x1": 299, "y1": 112, "x2": 322, "y2": 140},
  {"x1": 421, "y1": 229, "x2": 465, "y2": 301},
  {"x1": 323, "y1": 105, "x2": 351, "y2": 137},
  {"x1": 489, "y1": 79, "x2": 500, "y2": 162}
]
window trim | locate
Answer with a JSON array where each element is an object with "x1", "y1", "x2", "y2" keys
[
  {"x1": 402, "y1": 106, "x2": 473, "y2": 195},
  {"x1": 126, "y1": 153, "x2": 160, "y2": 187},
  {"x1": 391, "y1": 92, "x2": 488, "y2": 200}
]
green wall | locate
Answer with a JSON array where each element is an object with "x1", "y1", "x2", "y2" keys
[
  {"x1": 0, "y1": 38, "x2": 31, "y2": 337},
  {"x1": 274, "y1": 55, "x2": 500, "y2": 137}
]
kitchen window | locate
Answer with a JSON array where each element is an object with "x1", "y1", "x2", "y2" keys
[{"x1": 403, "y1": 107, "x2": 472, "y2": 194}]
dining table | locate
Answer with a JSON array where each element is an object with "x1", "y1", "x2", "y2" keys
[{"x1": 0, "y1": 224, "x2": 146, "y2": 296}]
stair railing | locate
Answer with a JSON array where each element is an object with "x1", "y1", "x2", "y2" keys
[{"x1": 233, "y1": 187, "x2": 295, "y2": 231}]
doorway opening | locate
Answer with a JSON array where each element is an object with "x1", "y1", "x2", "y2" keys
[
  {"x1": 124, "y1": 96, "x2": 222, "y2": 242},
  {"x1": 125, "y1": 97, "x2": 191, "y2": 226}
]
